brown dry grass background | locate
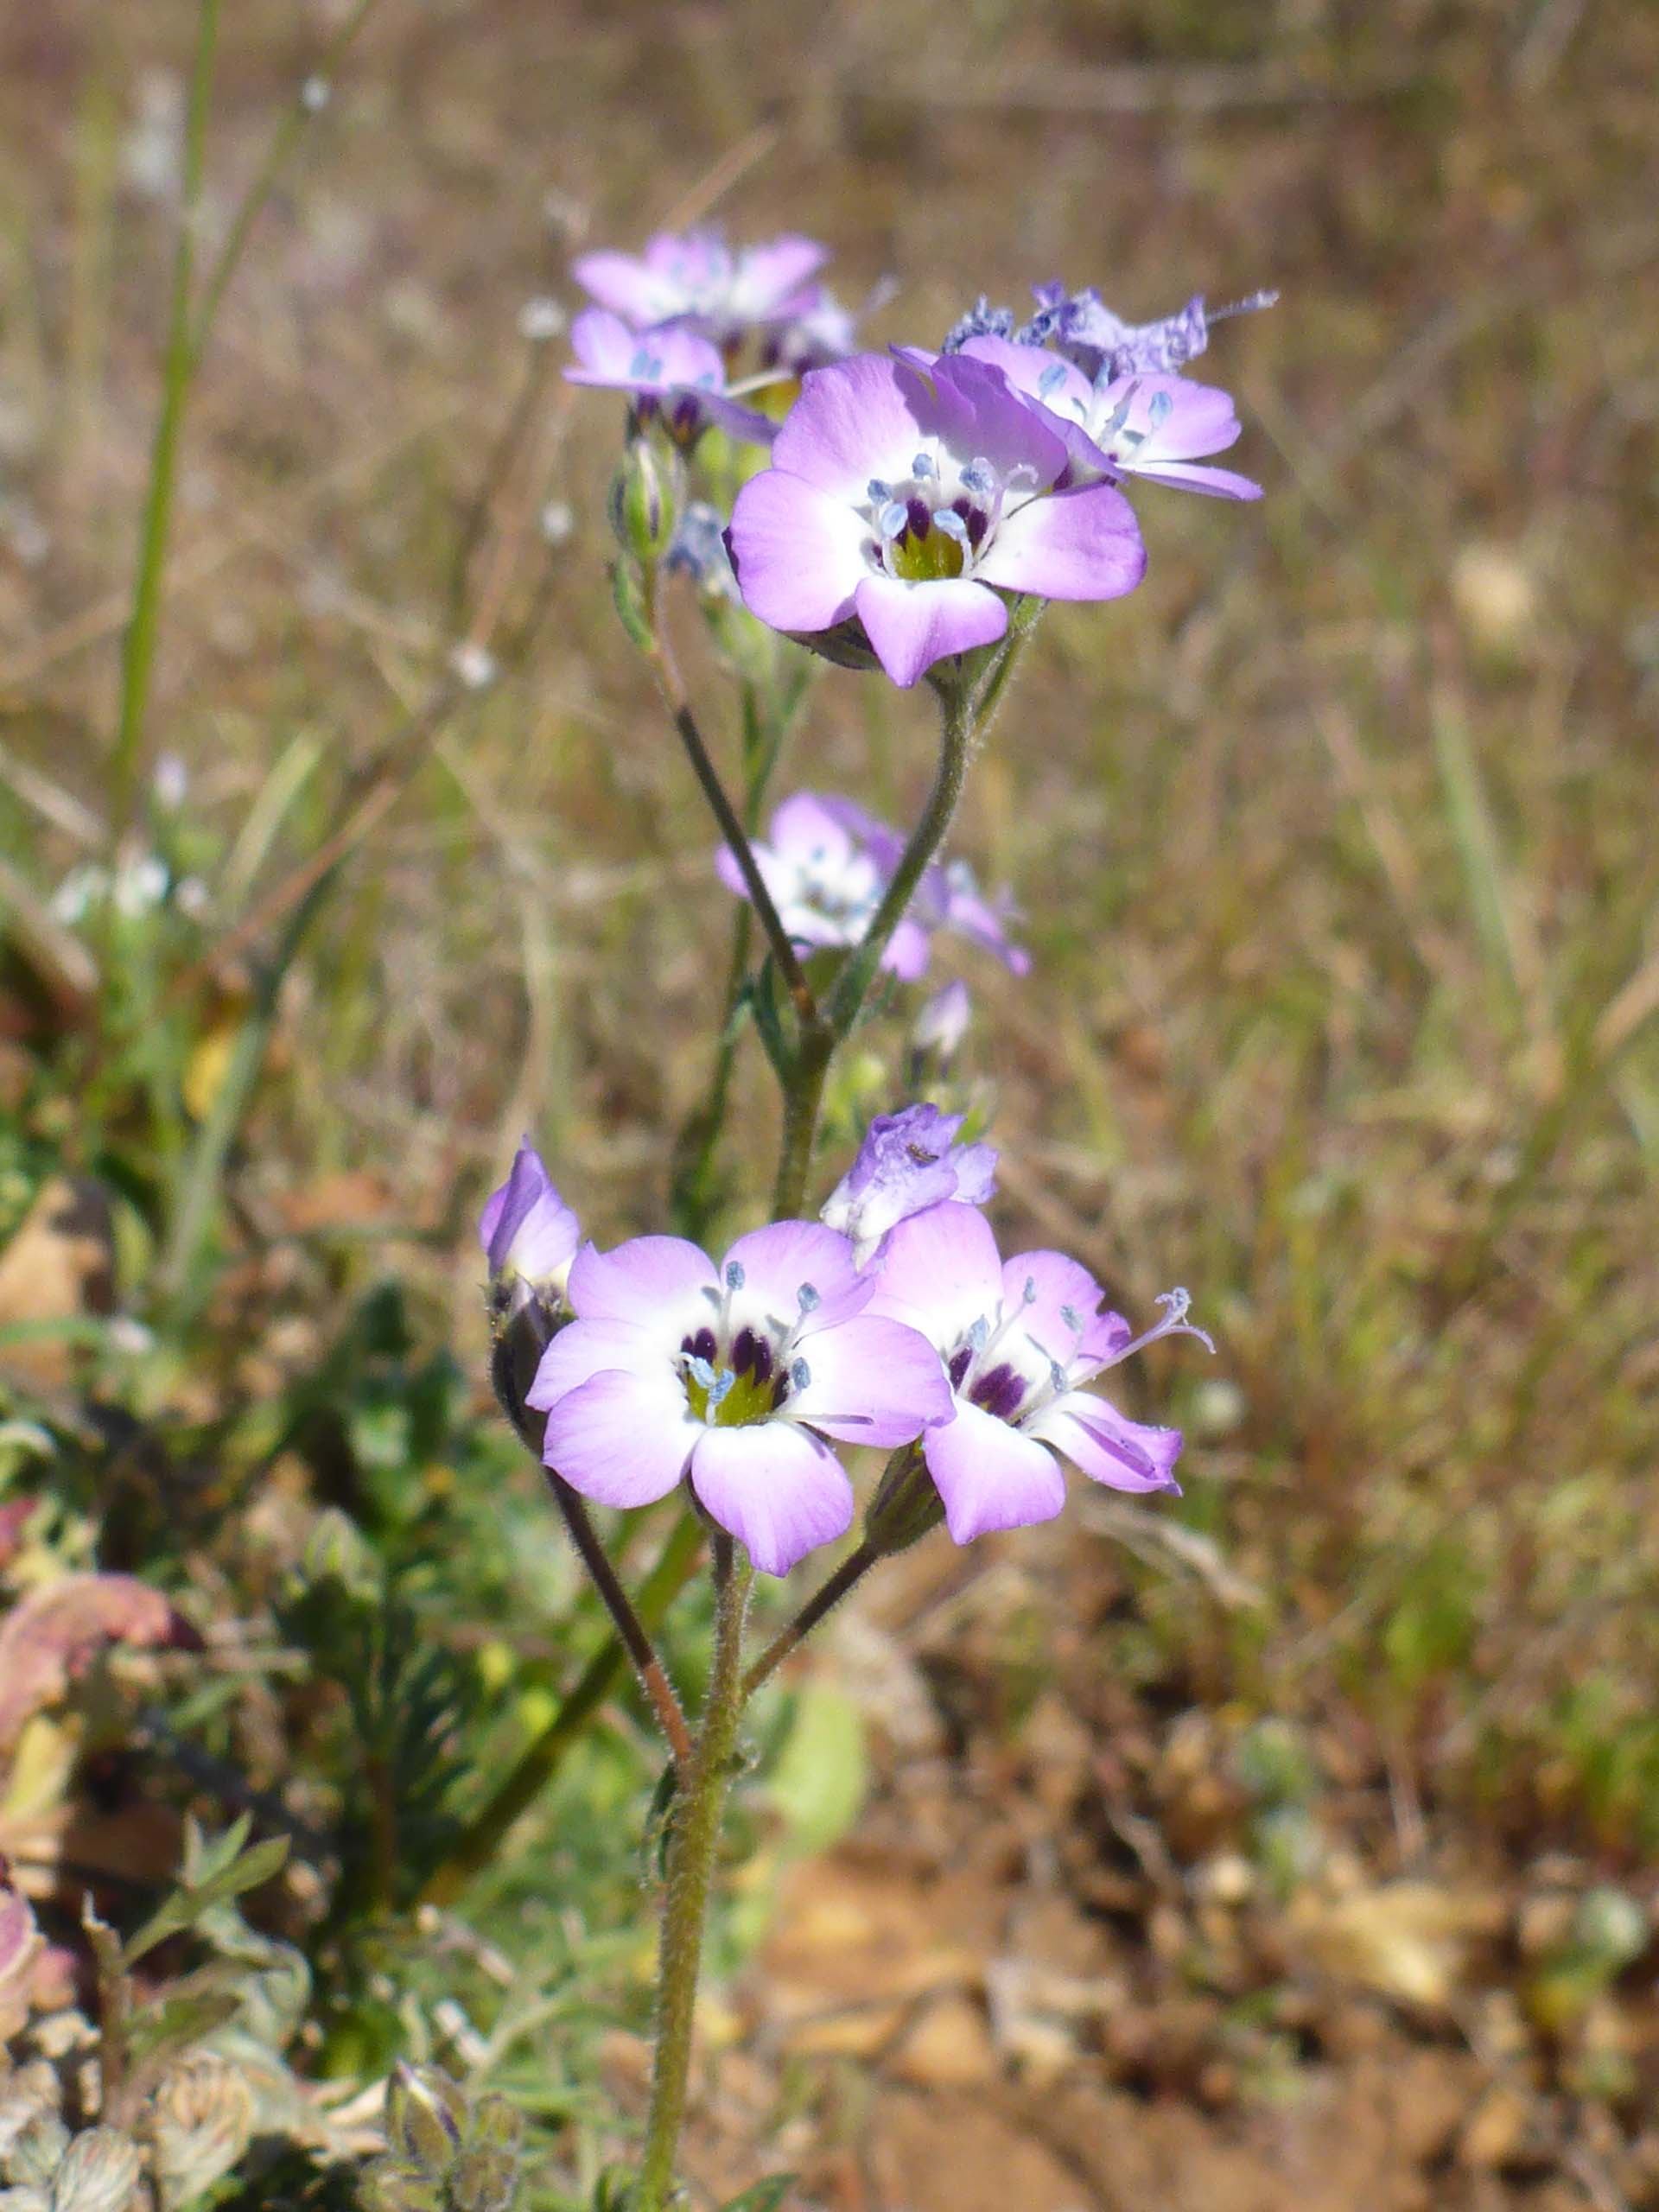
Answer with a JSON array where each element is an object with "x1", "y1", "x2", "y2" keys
[{"x1": 3, "y1": 0, "x2": 1659, "y2": 2206}]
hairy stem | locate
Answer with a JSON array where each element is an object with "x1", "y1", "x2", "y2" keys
[
  {"x1": 634, "y1": 1540, "x2": 753, "y2": 2212},
  {"x1": 543, "y1": 1471, "x2": 693, "y2": 1767},
  {"x1": 742, "y1": 1539, "x2": 880, "y2": 1698}
]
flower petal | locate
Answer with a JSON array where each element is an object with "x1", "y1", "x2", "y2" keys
[
  {"x1": 688, "y1": 1424, "x2": 853, "y2": 1576},
  {"x1": 923, "y1": 1401, "x2": 1067, "y2": 1543},
  {"x1": 1099, "y1": 374, "x2": 1242, "y2": 461},
  {"x1": 569, "y1": 251, "x2": 673, "y2": 321},
  {"x1": 1001, "y1": 1250, "x2": 1129, "y2": 1371},
  {"x1": 853, "y1": 575, "x2": 1007, "y2": 689},
  {"x1": 1126, "y1": 460, "x2": 1262, "y2": 501},
  {"x1": 723, "y1": 1220, "x2": 868, "y2": 1334},
  {"x1": 728, "y1": 470, "x2": 868, "y2": 632},
  {"x1": 1027, "y1": 1389, "x2": 1183, "y2": 1493},
  {"x1": 974, "y1": 481, "x2": 1146, "y2": 602},
  {"x1": 882, "y1": 917, "x2": 932, "y2": 981},
  {"x1": 866, "y1": 1201, "x2": 1004, "y2": 1350},
  {"x1": 785, "y1": 1314, "x2": 954, "y2": 1445},
  {"x1": 568, "y1": 1236, "x2": 718, "y2": 1331},
  {"x1": 525, "y1": 1319, "x2": 666, "y2": 1413},
  {"x1": 541, "y1": 1370, "x2": 699, "y2": 1507},
  {"x1": 771, "y1": 353, "x2": 926, "y2": 501}
]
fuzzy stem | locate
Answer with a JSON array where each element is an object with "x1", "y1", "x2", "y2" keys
[
  {"x1": 742, "y1": 1539, "x2": 880, "y2": 1699},
  {"x1": 633, "y1": 1540, "x2": 753, "y2": 2212}
]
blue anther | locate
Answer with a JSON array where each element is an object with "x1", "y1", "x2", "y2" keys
[
  {"x1": 790, "y1": 1357, "x2": 811, "y2": 1392},
  {"x1": 879, "y1": 500, "x2": 910, "y2": 538},
  {"x1": 931, "y1": 506, "x2": 969, "y2": 543},
  {"x1": 798, "y1": 1282, "x2": 822, "y2": 1313},
  {"x1": 725, "y1": 1260, "x2": 746, "y2": 1290}
]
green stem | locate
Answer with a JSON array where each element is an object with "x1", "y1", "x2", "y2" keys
[
  {"x1": 154, "y1": 866, "x2": 332, "y2": 1319},
  {"x1": 824, "y1": 678, "x2": 979, "y2": 1041},
  {"x1": 769, "y1": 1022, "x2": 833, "y2": 1220},
  {"x1": 634, "y1": 1541, "x2": 753, "y2": 2212},
  {"x1": 109, "y1": 0, "x2": 222, "y2": 828},
  {"x1": 420, "y1": 1513, "x2": 704, "y2": 1910}
]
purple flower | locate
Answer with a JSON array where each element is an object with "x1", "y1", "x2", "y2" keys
[
  {"x1": 911, "y1": 979, "x2": 972, "y2": 1064},
  {"x1": 525, "y1": 1222, "x2": 953, "y2": 1576},
  {"x1": 820, "y1": 1103, "x2": 998, "y2": 1265},
  {"x1": 564, "y1": 310, "x2": 776, "y2": 447},
  {"x1": 480, "y1": 1140, "x2": 581, "y2": 1294},
  {"x1": 571, "y1": 230, "x2": 828, "y2": 345},
  {"x1": 716, "y1": 793, "x2": 1028, "y2": 982},
  {"x1": 958, "y1": 338, "x2": 1261, "y2": 503},
  {"x1": 727, "y1": 351, "x2": 1146, "y2": 688},
  {"x1": 867, "y1": 1204, "x2": 1211, "y2": 1544}
]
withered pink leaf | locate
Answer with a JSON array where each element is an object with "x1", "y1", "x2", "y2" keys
[{"x1": 0, "y1": 1573, "x2": 202, "y2": 1752}]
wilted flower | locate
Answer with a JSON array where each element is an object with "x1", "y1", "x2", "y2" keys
[
  {"x1": 821, "y1": 1103, "x2": 997, "y2": 1264},
  {"x1": 664, "y1": 501, "x2": 738, "y2": 599},
  {"x1": 955, "y1": 338, "x2": 1261, "y2": 502},
  {"x1": 1014, "y1": 281, "x2": 1278, "y2": 381},
  {"x1": 728, "y1": 351, "x2": 1146, "y2": 686},
  {"x1": 867, "y1": 1204, "x2": 1211, "y2": 1543},
  {"x1": 565, "y1": 310, "x2": 775, "y2": 447},
  {"x1": 716, "y1": 792, "x2": 1028, "y2": 979},
  {"x1": 571, "y1": 229, "x2": 827, "y2": 346},
  {"x1": 526, "y1": 1223, "x2": 952, "y2": 1575}
]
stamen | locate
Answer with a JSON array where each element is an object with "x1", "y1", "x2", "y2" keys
[
  {"x1": 1110, "y1": 1287, "x2": 1217, "y2": 1366},
  {"x1": 1037, "y1": 361, "x2": 1069, "y2": 397},
  {"x1": 931, "y1": 506, "x2": 969, "y2": 543},
  {"x1": 1059, "y1": 1303, "x2": 1081, "y2": 1333},
  {"x1": 790, "y1": 1357, "x2": 811, "y2": 1392},
  {"x1": 1208, "y1": 288, "x2": 1279, "y2": 323},
  {"x1": 798, "y1": 1282, "x2": 821, "y2": 1313},
  {"x1": 867, "y1": 477, "x2": 894, "y2": 505},
  {"x1": 959, "y1": 458, "x2": 995, "y2": 497},
  {"x1": 912, "y1": 450, "x2": 937, "y2": 479},
  {"x1": 879, "y1": 499, "x2": 910, "y2": 539},
  {"x1": 725, "y1": 1261, "x2": 746, "y2": 1290},
  {"x1": 1147, "y1": 390, "x2": 1173, "y2": 429}
]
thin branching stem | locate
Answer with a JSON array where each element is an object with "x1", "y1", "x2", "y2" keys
[
  {"x1": 645, "y1": 632, "x2": 821, "y2": 1032},
  {"x1": 742, "y1": 1540, "x2": 880, "y2": 1698},
  {"x1": 543, "y1": 1471, "x2": 694, "y2": 1767},
  {"x1": 420, "y1": 1514, "x2": 704, "y2": 1909}
]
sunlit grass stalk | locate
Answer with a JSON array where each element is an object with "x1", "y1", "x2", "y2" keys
[
  {"x1": 108, "y1": 0, "x2": 222, "y2": 830},
  {"x1": 109, "y1": 0, "x2": 385, "y2": 830}
]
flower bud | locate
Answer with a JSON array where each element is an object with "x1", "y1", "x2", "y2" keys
[
  {"x1": 862, "y1": 1443, "x2": 944, "y2": 1558},
  {"x1": 607, "y1": 436, "x2": 679, "y2": 569},
  {"x1": 358, "y1": 2159, "x2": 446, "y2": 2212},
  {"x1": 48, "y1": 2130, "x2": 144, "y2": 2212},
  {"x1": 147, "y1": 2054, "x2": 255, "y2": 2209},
  {"x1": 8, "y1": 2111, "x2": 70, "y2": 2188},
  {"x1": 386, "y1": 2063, "x2": 465, "y2": 2176}
]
